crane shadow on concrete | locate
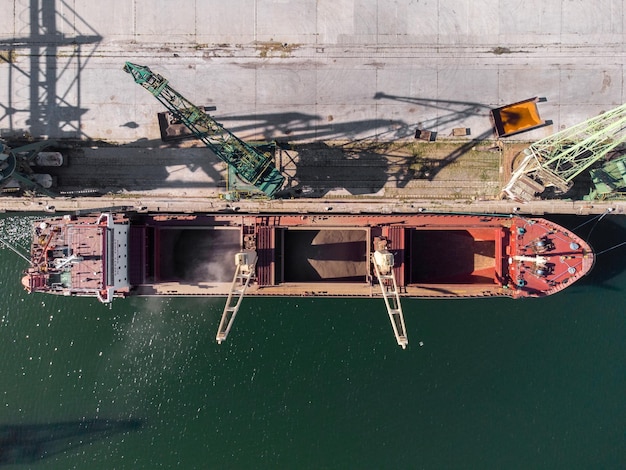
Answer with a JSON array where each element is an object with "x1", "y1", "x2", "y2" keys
[
  {"x1": 423, "y1": 129, "x2": 500, "y2": 181},
  {"x1": 219, "y1": 112, "x2": 415, "y2": 142},
  {"x1": 0, "y1": 418, "x2": 142, "y2": 466},
  {"x1": 277, "y1": 140, "x2": 417, "y2": 198},
  {"x1": 373, "y1": 93, "x2": 493, "y2": 130},
  {"x1": 0, "y1": 0, "x2": 102, "y2": 140},
  {"x1": 36, "y1": 138, "x2": 228, "y2": 196},
  {"x1": 374, "y1": 93, "x2": 499, "y2": 181},
  {"x1": 219, "y1": 112, "x2": 419, "y2": 197}
]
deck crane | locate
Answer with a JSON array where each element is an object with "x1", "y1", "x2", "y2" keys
[
  {"x1": 502, "y1": 102, "x2": 626, "y2": 201},
  {"x1": 372, "y1": 237, "x2": 408, "y2": 349},
  {"x1": 123, "y1": 62, "x2": 285, "y2": 198}
]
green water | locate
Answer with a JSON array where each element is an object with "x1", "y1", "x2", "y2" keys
[{"x1": 1, "y1": 215, "x2": 625, "y2": 469}]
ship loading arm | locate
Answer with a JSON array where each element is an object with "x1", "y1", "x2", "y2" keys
[
  {"x1": 216, "y1": 251, "x2": 258, "y2": 344},
  {"x1": 123, "y1": 62, "x2": 285, "y2": 198},
  {"x1": 372, "y1": 237, "x2": 408, "y2": 349}
]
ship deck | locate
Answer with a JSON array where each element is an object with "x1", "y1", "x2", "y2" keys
[
  {"x1": 121, "y1": 212, "x2": 589, "y2": 299},
  {"x1": 120, "y1": 213, "x2": 510, "y2": 298},
  {"x1": 64, "y1": 224, "x2": 106, "y2": 293},
  {"x1": 23, "y1": 212, "x2": 593, "y2": 303}
]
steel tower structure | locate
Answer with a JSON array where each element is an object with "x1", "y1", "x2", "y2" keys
[
  {"x1": 123, "y1": 62, "x2": 285, "y2": 198},
  {"x1": 503, "y1": 103, "x2": 626, "y2": 201}
]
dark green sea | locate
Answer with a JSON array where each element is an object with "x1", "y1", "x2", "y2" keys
[{"x1": 1, "y1": 214, "x2": 625, "y2": 469}]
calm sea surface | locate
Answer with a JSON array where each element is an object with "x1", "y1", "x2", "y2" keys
[{"x1": 0, "y1": 214, "x2": 625, "y2": 469}]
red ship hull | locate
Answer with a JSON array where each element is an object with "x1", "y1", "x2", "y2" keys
[{"x1": 23, "y1": 212, "x2": 594, "y2": 302}]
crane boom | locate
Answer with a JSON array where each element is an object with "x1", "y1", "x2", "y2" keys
[
  {"x1": 123, "y1": 62, "x2": 285, "y2": 198},
  {"x1": 503, "y1": 102, "x2": 626, "y2": 201}
]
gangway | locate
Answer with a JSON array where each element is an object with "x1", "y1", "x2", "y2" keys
[
  {"x1": 503, "y1": 102, "x2": 626, "y2": 201},
  {"x1": 371, "y1": 237, "x2": 408, "y2": 349},
  {"x1": 123, "y1": 62, "x2": 285, "y2": 198},
  {"x1": 216, "y1": 251, "x2": 258, "y2": 344}
]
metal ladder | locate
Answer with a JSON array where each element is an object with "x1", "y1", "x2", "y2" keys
[
  {"x1": 372, "y1": 256, "x2": 408, "y2": 349},
  {"x1": 216, "y1": 251, "x2": 258, "y2": 344}
]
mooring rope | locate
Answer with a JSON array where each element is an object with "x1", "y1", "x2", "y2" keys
[
  {"x1": 572, "y1": 213, "x2": 603, "y2": 231},
  {"x1": 596, "y1": 241, "x2": 626, "y2": 256},
  {"x1": 587, "y1": 214, "x2": 608, "y2": 239}
]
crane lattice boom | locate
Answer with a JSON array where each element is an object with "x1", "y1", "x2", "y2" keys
[
  {"x1": 503, "y1": 102, "x2": 626, "y2": 201},
  {"x1": 123, "y1": 62, "x2": 285, "y2": 198}
]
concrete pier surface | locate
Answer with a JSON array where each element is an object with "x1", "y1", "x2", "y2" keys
[
  {"x1": 2, "y1": 0, "x2": 626, "y2": 214},
  {"x1": 2, "y1": 187, "x2": 625, "y2": 217}
]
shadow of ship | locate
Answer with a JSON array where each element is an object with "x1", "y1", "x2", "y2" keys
[
  {"x1": 0, "y1": 418, "x2": 142, "y2": 466},
  {"x1": 550, "y1": 214, "x2": 626, "y2": 289}
]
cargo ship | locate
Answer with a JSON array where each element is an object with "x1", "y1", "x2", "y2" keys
[{"x1": 22, "y1": 212, "x2": 594, "y2": 348}]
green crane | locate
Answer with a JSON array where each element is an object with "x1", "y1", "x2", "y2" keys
[
  {"x1": 503, "y1": 102, "x2": 626, "y2": 201},
  {"x1": 123, "y1": 62, "x2": 285, "y2": 198}
]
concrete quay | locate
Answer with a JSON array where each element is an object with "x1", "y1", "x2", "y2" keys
[
  {"x1": 0, "y1": 137, "x2": 622, "y2": 216},
  {"x1": 1, "y1": 192, "x2": 625, "y2": 217},
  {"x1": 3, "y1": 1, "x2": 626, "y2": 215},
  {"x1": 3, "y1": 0, "x2": 626, "y2": 144}
]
